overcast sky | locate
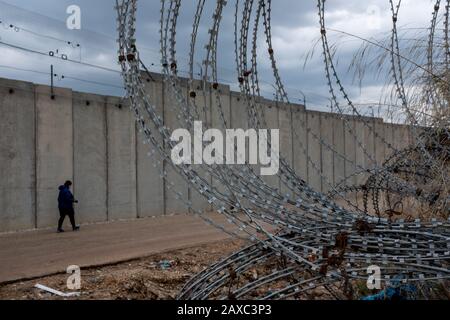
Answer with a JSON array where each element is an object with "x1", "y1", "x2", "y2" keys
[{"x1": 0, "y1": 0, "x2": 436, "y2": 112}]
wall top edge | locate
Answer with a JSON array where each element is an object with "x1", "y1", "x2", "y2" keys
[{"x1": 0, "y1": 74, "x2": 388, "y2": 124}]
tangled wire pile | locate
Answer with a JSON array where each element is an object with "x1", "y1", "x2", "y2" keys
[{"x1": 115, "y1": 0, "x2": 449, "y2": 299}]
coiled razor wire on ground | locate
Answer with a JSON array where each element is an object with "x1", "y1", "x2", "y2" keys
[{"x1": 115, "y1": 0, "x2": 450, "y2": 299}]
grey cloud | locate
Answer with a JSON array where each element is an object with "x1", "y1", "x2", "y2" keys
[{"x1": 0, "y1": 0, "x2": 438, "y2": 110}]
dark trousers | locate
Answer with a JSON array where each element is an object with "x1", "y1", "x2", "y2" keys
[{"x1": 58, "y1": 207, "x2": 76, "y2": 230}]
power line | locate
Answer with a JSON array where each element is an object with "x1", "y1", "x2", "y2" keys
[
  {"x1": 0, "y1": 40, "x2": 121, "y2": 74},
  {"x1": 0, "y1": 18, "x2": 81, "y2": 47},
  {"x1": 0, "y1": 64, "x2": 48, "y2": 76},
  {"x1": 0, "y1": 0, "x2": 160, "y2": 55},
  {"x1": 0, "y1": 38, "x2": 323, "y2": 108},
  {"x1": 0, "y1": 1, "x2": 321, "y2": 105},
  {"x1": 0, "y1": 64, "x2": 124, "y2": 90}
]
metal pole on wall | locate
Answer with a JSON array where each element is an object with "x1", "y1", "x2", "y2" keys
[
  {"x1": 50, "y1": 65, "x2": 55, "y2": 100},
  {"x1": 299, "y1": 90, "x2": 306, "y2": 108}
]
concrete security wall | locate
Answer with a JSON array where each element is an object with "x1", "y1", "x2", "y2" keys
[{"x1": 0, "y1": 75, "x2": 411, "y2": 232}]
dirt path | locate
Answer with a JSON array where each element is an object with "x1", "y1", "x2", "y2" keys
[
  {"x1": 0, "y1": 214, "x2": 230, "y2": 284},
  {"x1": 0, "y1": 239, "x2": 244, "y2": 300}
]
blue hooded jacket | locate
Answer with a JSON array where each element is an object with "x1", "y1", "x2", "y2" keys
[{"x1": 58, "y1": 185, "x2": 75, "y2": 210}]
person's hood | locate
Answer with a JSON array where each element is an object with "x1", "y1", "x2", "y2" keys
[{"x1": 59, "y1": 185, "x2": 66, "y2": 191}]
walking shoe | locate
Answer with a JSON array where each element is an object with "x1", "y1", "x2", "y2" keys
[
  {"x1": 73, "y1": 226, "x2": 80, "y2": 231},
  {"x1": 57, "y1": 229, "x2": 65, "y2": 233}
]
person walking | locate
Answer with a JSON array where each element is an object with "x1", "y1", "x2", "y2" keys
[{"x1": 57, "y1": 180, "x2": 80, "y2": 233}]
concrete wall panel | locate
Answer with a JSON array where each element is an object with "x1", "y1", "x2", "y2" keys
[
  {"x1": 354, "y1": 120, "x2": 366, "y2": 186},
  {"x1": 164, "y1": 82, "x2": 189, "y2": 215},
  {"x1": 374, "y1": 120, "x2": 386, "y2": 166},
  {"x1": 333, "y1": 117, "x2": 346, "y2": 187},
  {"x1": 384, "y1": 123, "x2": 395, "y2": 159},
  {"x1": 399, "y1": 125, "x2": 411, "y2": 149},
  {"x1": 279, "y1": 104, "x2": 293, "y2": 195},
  {"x1": 292, "y1": 108, "x2": 308, "y2": 183},
  {"x1": 137, "y1": 79, "x2": 165, "y2": 218},
  {"x1": 0, "y1": 79, "x2": 36, "y2": 232},
  {"x1": 230, "y1": 94, "x2": 249, "y2": 130},
  {"x1": 73, "y1": 92, "x2": 107, "y2": 224},
  {"x1": 395, "y1": 125, "x2": 405, "y2": 150},
  {"x1": 211, "y1": 84, "x2": 231, "y2": 198},
  {"x1": 307, "y1": 112, "x2": 322, "y2": 192},
  {"x1": 35, "y1": 85, "x2": 73, "y2": 228},
  {"x1": 320, "y1": 113, "x2": 334, "y2": 192},
  {"x1": 259, "y1": 100, "x2": 279, "y2": 189},
  {"x1": 106, "y1": 97, "x2": 137, "y2": 221},
  {"x1": 230, "y1": 93, "x2": 249, "y2": 174},
  {"x1": 189, "y1": 80, "x2": 212, "y2": 213},
  {"x1": 363, "y1": 119, "x2": 376, "y2": 171},
  {"x1": 344, "y1": 117, "x2": 357, "y2": 187},
  {"x1": 211, "y1": 84, "x2": 231, "y2": 130}
]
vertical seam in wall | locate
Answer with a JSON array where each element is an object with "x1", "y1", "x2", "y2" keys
[
  {"x1": 373, "y1": 120, "x2": 377, "y2": 166},
  {"x1": 230, "y1": 93, "x2": 233, "y2": 129},
  {"x1": 276, "y1": 102, "x2": 281, "y2": 191},
  {"x1": 354, "y1": 120, "x2": 357, "y2": 177},
  {"x1": 290, "y1": 107, "x2": 295, "y2": 176},
  {"x1": 342, "y1": 117, "x2": 346, "y2": 183},
  {"x1": 382, "y1": 123, "x2": 385, "y2": 159},
  {"x1": 391, "y1": 124, "x2": 394, "y2": 155},
  {"x1": 319, "y1": 114, "x2": 323, "y2": 193},
  {"x1": 371, "y1": 118, "x2": 378, "y2": 169},
  {"x1": 33, "y1": 85, "x2": 38, "y2": 229},
  {"x1": 306, "y1": 111, "x2": 309, "y2": 185},
  {"x1": 372, "y1": 119, "x2": 376, "y2": 167},
  {"x1": 162, "y1": 81, "x2": 167, "y2": 216},
  {"x1": 72, "y1": 93, "x2": 75, "y2": 201},
  {"x1": 187, "y1": 87, "x2": 192, "y2": 214},
  {"x1": 104, "y1": 97, "x2": 109, "y2": 222},
  {"x1": 353, "y1": 121, "x2": 356, "y2": 181},
  {"x1": 135, "y1": 121, "x2": 139, "y2": 219},
  {"x1": 208, "y1": 86, "x2": 213, "y2": 212},
  {"x1": 331, "y1": 116, "x2": 335, "y2": 186}
]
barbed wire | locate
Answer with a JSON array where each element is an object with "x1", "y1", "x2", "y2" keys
[{"x1": 115, "y1": 0, "x2": 449, "y2": 300}]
